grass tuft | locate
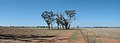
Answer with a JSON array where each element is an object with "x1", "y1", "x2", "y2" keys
[{"x1": 69, "y1": 31, "x2": 78, "y2": 42}]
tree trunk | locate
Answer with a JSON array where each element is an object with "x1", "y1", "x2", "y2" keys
[
  {"x1": 57, "y1": 23, "x2": 59, "y2": 29},
  {"x1": 60, "y1": 25, "x2": 61, "y2": 29},
  {"x1": 51, "y1": 24, "x2": 53, "y2": 29},
  {"x1": 62, "y1": 25, "x2": 64, "y2": 29},
  {"x1": 65, "y1": 24, "x2": 68, "y2": 30},
  {"x1": 48, "y1": 23, "x2": 50, "y2": 30},
  {"x1": 68, "y1": 24, "x2": 70, "y2": 29},
  {"x1": 65, "y1": 22, "x2": 68, "y2": 29}
]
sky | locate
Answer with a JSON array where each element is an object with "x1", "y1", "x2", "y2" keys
[{"x1": 0, "y1": 0, "x2": 120, "y2": 27}]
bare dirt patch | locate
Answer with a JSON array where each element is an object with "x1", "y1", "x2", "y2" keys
[{"x1": 0, "y1": 28, "x2": 86, "y2": 43}]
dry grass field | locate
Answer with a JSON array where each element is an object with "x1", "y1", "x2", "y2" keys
[
  {"x1": 84, "y1": 28, "x2": 120, "y2": 43},
  {"x1": 0, "y1": 27, "x2": 120, "y2": 43}
]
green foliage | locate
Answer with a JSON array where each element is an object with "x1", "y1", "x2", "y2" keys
[
  {"x1": 41, "y1": 11, "x2": 55, "y2": 24},
  {"x1": 41, "y1": 10, "x2": 76, "y2": 29},
  {"x1": 41, "y1": 11, "x2": 55, "y2": 29},
  {"x1": 65, "y1": 10, "x2": 76, "y2": 18}
]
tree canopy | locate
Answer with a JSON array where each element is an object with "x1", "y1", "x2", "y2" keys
[{"x1": 41, "y1": 10, "x2": 76, "y2": 29}]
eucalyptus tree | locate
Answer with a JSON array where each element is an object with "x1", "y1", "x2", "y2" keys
[
  {"x1": 55, "y1": 13, "x2": 66, "y2": 29},
  {"x1": 41, "y1": 10, "x2": 76, "y2": 29},
  {"x1": 55, "y1": 13, "x2": 61, "y2": 29},
  {"x1": 41, "y1": 11, "x2": 55, "y2": 29},
  {"x1": 65, "y1": 10, "x2": 76, "y2": 29}
]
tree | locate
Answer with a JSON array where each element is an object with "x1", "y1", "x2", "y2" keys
[
  {"x1": 55, "y1": 13, "x2": 61, "y2": 29},
  {"x1": 41, "y1": 11, "x2": 55, "y2": 29},
  {"x1": 41, "y1": 10, "x2": 76, "y2": 29},
  {"x1": 55, "y1": 13, "x2": 65, "y2": 29},
  {"x1": 65, "y1": 10, "x2": 76, "y2": 29}
]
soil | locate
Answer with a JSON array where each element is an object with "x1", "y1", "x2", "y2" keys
[{"x1": 0, "y1": 27, "x2": 120, "y2": 43}]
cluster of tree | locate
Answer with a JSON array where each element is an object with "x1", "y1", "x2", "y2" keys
[{"x1": 41, "y1": 10, "x2": 76, "y2": 29}]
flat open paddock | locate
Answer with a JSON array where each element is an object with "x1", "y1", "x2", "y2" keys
[{"x1": 0, "y1": 27, "x2": 120, "y2": 43}]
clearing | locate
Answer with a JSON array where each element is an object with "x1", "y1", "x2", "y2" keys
[{"x1": 0, "y1": 27, "x2": 120, "y2": 43}]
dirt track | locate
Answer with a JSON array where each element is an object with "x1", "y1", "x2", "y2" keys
[
  {"x1": 0, "y1": 28, "x2": 85, "y2": 43},
  {"x1": 0, "y1": 28, "x2": 120, "y2": 43},
  {"x1": 78, "y1": 29, "x2": 98, "y2": 43}
]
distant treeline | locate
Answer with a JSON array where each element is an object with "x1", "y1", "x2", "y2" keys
[
  {"x1": 0, "y1": 26, "x2": 120, "y2": 28},
  {"x1": 82, "y1": 27, "x2": 120, "y2": 28},
  {"x1": 0, "y1": 26, "x2": 48, "y2": 28}
]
